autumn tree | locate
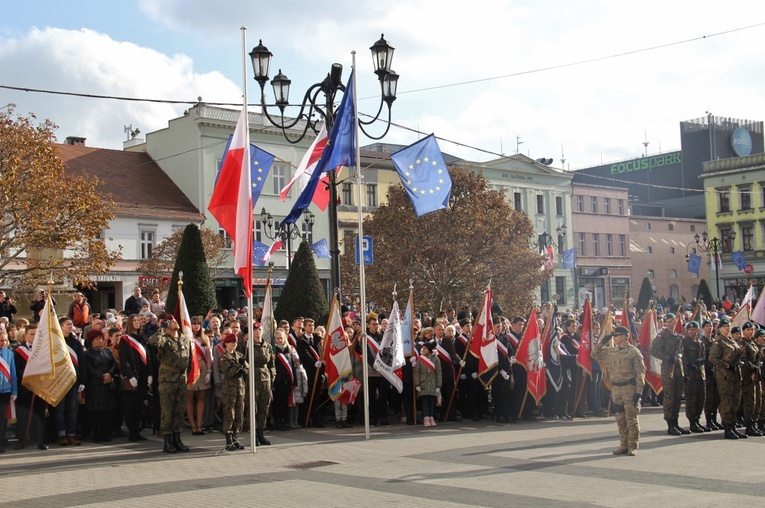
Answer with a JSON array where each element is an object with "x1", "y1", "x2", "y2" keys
[
  {"x1": 275, "y1": 240, "x2": 329, "y2": 325},
  {"x1": 136, "y1": 225, "x2": 226, "y2": 294},
  {"x1": 636, "y1": 276, "x2": 655, "y2": 312},
  {"x1": 360, "y1": 166, "x2": 550, "y2": 317},
  {"x1": 0, "y1": 107, "x2": 120, "y2": 289}
]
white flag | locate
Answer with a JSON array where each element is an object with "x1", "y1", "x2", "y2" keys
[
  {"x1": 751, "y1": 289, "x2": 765, "y2": 326},
  {"x1": 373, "y1": 300, "x2": 405, "y2": 393},
  {"x1": 261, "y1": 279, "x2": 274, "y2": 345}
]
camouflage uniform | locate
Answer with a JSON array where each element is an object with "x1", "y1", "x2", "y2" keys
[
  {"x1": 149, "y1": 330, "x2": 190, "y2": 434},
  {"x1": 740, "y1": 338, "x2": 761, "y2": 430},
  {"x1": 250, "y1": 340, "x2": 276, "y2": 432},
  {"x1": 682, "y1": 333, "x2": 706, "y2": 424},
  {"x1": 700, "y1": 332, "x2": 722, "y2": 427},
  {"x1": 650, "y1": 328, "x2": 684, "y2": 424},
  {"x1": 708, "y1": 334, "x2": 743, "y2": 427},
  {"x1": 592, "y1": 336, "x2": 645, "y2": 455},
  {"x1": 219, "y1": 349, "x2": 247, "y2": 435}
]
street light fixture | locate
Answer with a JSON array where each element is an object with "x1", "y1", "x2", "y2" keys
[
  {"x1": 695, "y1": 230, "x2": 735, "y2": 300},
  {"x1": 249, "y1": 35, "x2": 399, "y2": 298},
  {"x1": 260, "y1": 207, "x2": 315, "y2": 270}
]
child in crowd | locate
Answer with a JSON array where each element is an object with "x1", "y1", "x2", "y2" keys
[{"x1": 414, "y1": 339, "x2": 442, "y2": 428}]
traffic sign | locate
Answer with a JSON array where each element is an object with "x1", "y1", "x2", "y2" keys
[
  {"x1": 744, "y1": 264, "x2": 754, "y2": 274},
  {"x1": 355, "y1": 235, "x2": 373, "y2": 265}
]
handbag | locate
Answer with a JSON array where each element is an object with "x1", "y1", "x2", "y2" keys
[{"x1": 119, "y1": 340, "x2": 138, "y2": 392}]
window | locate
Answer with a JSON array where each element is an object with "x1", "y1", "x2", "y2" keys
[
  {"x1": 645, "y1": 222, "x2": 651, "y2": 230},
  {"x1": 540, "y1": 280, "x2": 550, "y2": 303},
  {"x1": 690, "y1": 224, "x2": 696, "y2": 232},
  {"x1": 218, "y1": 227, "x2": 233, "y2": 249},
  {"x1": 555, "y1": 196, "x2": 563, "y2": 216},
  {"x1": 272, "y1": 164, "x2": 287, "y2": 195},
  {"x1": 591, "y1": 196, "x2": 598, "y2": 213},
  {"x1": 366, "y1": 184, "x2": 378, "y2": 207},
  {"x1": 647, "y1": 269, "x2": 655, "y2": 278},
  {"x1": 718, "y1": 188, "x2": 730, "y2": 213},
  {"x1": 721, "y1": 228, "x2": 734, "y2": 253},
  {"x1": 139, "y1": 229, "x2": 155, "y2": 259},
  {"x1": 669, "y1": 247, "x2": 675, "y2": 254},
  {"x1": 578, "y1": 232, "x2": 586, "y2": 256},
  {"x1": 514, "y1": 192, "x2": 522, "y2": 211},
  {"x1": 617, "y1": 199, "x2": 624, "y2": 215},
  {"x1": 761, "y1": 184, "x2": 765, "y2": 208},
  {"x1": 740, "y1": 186, "x2": 752, "y2": 211},
  {"x1": 342, "y1": 230, "x2": 355, "y2": 255},
  {"x1": 742, "y1": 225, "x2": 754, "y2": 251},
  {"x1": 619, "y1": 235, "x2": 626, "y2": 256},
  {"x1": 301, "y1": 221, "x2": 313, "y2": 245},
  {"x1": 603, "y1": 198, "x2": 611, "y2": 214},
  {"x1": 555, "y1": 277, "x2": 566, "y2": 305},
  {"x1": 668, "y1": 223, "x2": 674, "y2": 231},
  {"x1": 536, "y1": 195, "x2": 544, "y2": 215},
  {"x1": 647, "y1": 246, "x2": 653, "y2": 254},
  {"x1": 606, "y1": 234, "x2": 613, "y2": 256},
  {"x1": 342, "y1": 182, "x2": 353, "y2": 206},
  {"x1": 592, "y1": 233, "x2": 599, "y2": 256},
  {"x1": 576, "y1": 195, "x2": 584, "y2": 212},
  {"x1": 669, "y1": 270, "x2": 677, "y2": 279}
]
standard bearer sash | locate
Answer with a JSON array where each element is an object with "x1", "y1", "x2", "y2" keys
[
  {"x1": 124, "y1": 335, "x2": 148, "y2": 365},
  {"x1": 419, "y1": 355, "x2": 436, "y2": 373}
]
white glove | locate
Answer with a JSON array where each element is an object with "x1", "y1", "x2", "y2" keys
[
  {"x1": 459, "y1": 360, "x2": 466, "y2": 368},
  {"x1": 415, "y1": 386, "x2": 421, "y2": 392},
  {"x1": 500, "y1": 370, "x2": 510, "y2": 380},
  {"x1": 147, "y1": 376, "x2": 153, "y2": 386},
  {"x1": 471, "y1": 372, "x2": 478, "y2": 379},
  {"x1": 77, "y1": 385, "x2": 85, "y2": 393},
  {"x1": 435, "y1": 388, "x2": 441, "y2": 396},
  {"x1": 410, "y1": 356, "x2": 417, "y2": 365},
  {"x1": 315, "y1": 360, "x2": 323, "y2": 368},
  {"x1": 460, "y1": 374, "x2": 467, "y2": 380},
  {"x1": 204, "y1": 372, "x2": 211, "y2": 385},
  {"x1": 10, "y1": 394, "x2": 17, "y2": 403},
  {"x1": 509, "y1": 356, "x2": 517, "y2": 365},
  {"x1": 129, "y1": 377, "x2": 138, "y2": 388}
]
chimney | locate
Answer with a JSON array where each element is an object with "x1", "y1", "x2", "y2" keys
[{"x1": 64, "y1": 136, "x2": 86, "y2": 146}]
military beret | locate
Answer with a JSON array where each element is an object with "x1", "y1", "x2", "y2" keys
[
  {"x1": 222, "y1": 333, "x2": 238, "y2": 344},
  {"x1": 252, "y1": 321, "x2": 261, "y2": 329},
  {"x1": 742, "y1": 321, "x2": 754, "y2": 330},
  {"x1": 702, "y1": 320, "x2": 712, "y2": 327},
  {"x1": 459, "y1": 319, "x2": 472, "y2": 327},
  {"x1": 755, "y1": 329, "x2": 765, "y2": 338},
  {"x1": 685, "y1": 321, "x2": 699, "y2": 329},
  {"x1": 613, "y1": 326, "x2": 630, "y2": 336},
  {"x1": 719, "y1": 318, "x2": 730, "y2": 326},
  {"x1": 731, "y1": 326, "x2": 742, "y2": 334},
  {"x1": 664, "y1": 313, "x2": 676, "y2": 320}
]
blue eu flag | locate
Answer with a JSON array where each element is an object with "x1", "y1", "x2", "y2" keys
[
  {"x1": 217, "y1": 136, "x2": 275, "y2": 209},
  {"x1": 687, "y1": 253, "x2": 701, "y2": 274},
  {"x1": 391, "y1": 134, "x2": 452, "y2": 217},
  {"x1": 562, "y1": 248, "x2": 576, "y2": 269},
  {"x1": 252, "y1": 240, "x2": 270, "y2": 267},
  {"x1": 311, "y1": 238, "x2": 332, "y2": 259},
  {"x1": 731, "y1": 250, "x2": 747, "y2": 271}
]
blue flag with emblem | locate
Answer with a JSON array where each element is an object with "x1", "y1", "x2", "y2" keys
[
  {"x1": 311, "y1": 238, "x2": 332, "y2": 259},
  {"x1": 391, "y1": 134, "x2": 452, "y2": 217},
  {"x1": 217, "y1": 136, "x2": 275, "y2": 209},
  {"x1": 252, "y1": 240, "x2": 270, "y2": 267},
  {"x1": 562, "y1": 248, "x2": 576, "y2": 269},
  {"x1": 687, "y1": 253, "x2": 701, "y2": 274},
  {"x1": 731, "y1": 250, "x2": 747, "y2": 271}
]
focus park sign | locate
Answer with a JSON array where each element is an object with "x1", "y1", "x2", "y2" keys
[{"x1": 609, "y1": 152, "x2": 681, "y2": 175}]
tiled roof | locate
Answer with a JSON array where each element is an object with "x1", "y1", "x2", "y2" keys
[{"x1": 56, "y1": 143, "x2": 203, "y2": 221}]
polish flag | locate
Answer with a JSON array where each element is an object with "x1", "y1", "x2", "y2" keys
[
  {"x1": 208, "y1": 107, "x2": 253, "y2": 297},
  {"x1": 280, "y1": 126, "x2": 328, "y2": 201},
  {"x1": 261, "y1": 239, "x2": 283, "y2": 264}
]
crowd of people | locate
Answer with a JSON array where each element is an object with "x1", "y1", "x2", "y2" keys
[{"x1": 0, "y1": 285, "x2": 764, "y2": 456}]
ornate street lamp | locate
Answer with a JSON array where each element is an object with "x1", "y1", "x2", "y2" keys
[
  {"x1": 248, "y1": 35, "x2": 399, "y2": 298},
  {"x1": 695, "y1": 230, "x2": 735, "y2": 300},
  {"x1": 260, "y1": 207, "x2": 315, "y2": 270}
]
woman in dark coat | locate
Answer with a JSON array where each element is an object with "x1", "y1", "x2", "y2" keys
[
  {"x1": 118, "y1": 314, "x2": 152, "y2": 442},
  {"x1": 84, "y1": 329, "x2": 118, "y2": 443}
]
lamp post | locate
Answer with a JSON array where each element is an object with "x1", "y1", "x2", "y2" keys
[
  {"x1": 260, "y1": 208, "x2": 315, "y2": 270},
  {"x1": 695, "y1": 230, "x2": 734, "y2": 300},
  {"x1": 538, "y1": 224, "x2": 568, "y2": 305},
  {"x1": 249, "y1": 35, "x2": 399, "y2": 298}
]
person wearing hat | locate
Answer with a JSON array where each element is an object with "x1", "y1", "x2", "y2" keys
[
  {"x1": 414, "y1": 338, "x2": 442, "y2": 428},
  {"x1": 592, "y1": 325, "x2": 645, "y2": 456},
  {"x1": 681, "y1": 321, "x2": 709, "y2": 433},
  {"x1": 739, "y1": 322, "x2": 764, "y2": 436},
  {"x1": 218, "y1": 333, "x2": 248, "y2": 451},
  {"x1": 248, "y1": 322, "x2": 275, "y2": 445},
  {"x1": 709, "y1": 318, "x2": 746, "y2": 439},
  {"x1": 754, "y1": 329, "x2": 765, "y2": 433},
  {"x1": 699, "y1": 319, "x2": 723, "y2": 430},
  {"x1": 650, "y1": 312, "x2": 690, "y2": 435}
]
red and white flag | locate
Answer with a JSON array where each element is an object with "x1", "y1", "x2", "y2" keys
[
  {"x1": 176, "y1": 284, "x2": 200, "y2": 387},
  {"x1": 323, "y1": 297, "x2": 353, "y2": 401},
  {"x1": 208, "y1": 107, "x2": 253, "y2": 297},
  {"x1": 516, "y1": 308, "x2": 547, "y2": 404},
  {"x1": 752, "y1": 288, "x2": 765, "y2": 326},
  {"x1": 280, "y1": 126, "x2": 327, "y2": 199},
  {"x1": 261, "y1": 239, "x2": 283, "y2": 264},
  {"x1": 577, "y1": 299, "x2": 593, "y2": 378},
  {"x1": 469, "y1": 287, "x2": 498, "y2": 388},
  {"x1": 639, "y1": 309, "x2": 663, "y2": 395}
]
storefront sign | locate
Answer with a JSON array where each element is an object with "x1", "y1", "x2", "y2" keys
[
  {"x1": 139, "y1": 275, "x2": 170, "y2": 287},
  {"x1": 731, "y1": 127, "x2": 753, "y2": 157}
]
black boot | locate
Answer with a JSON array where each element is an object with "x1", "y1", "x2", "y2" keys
[
  {"x1": 163, "y1": 434, "x2": 177, "y2": 453},
  {"x1": 172, "y1": 432, "x2": 190, "y2": 452},
  {"x1": 667, "y1": 420, "x2": 682, "y2": 436},
  {"x1": 232, "y1": 434, "x2": 246, "y2": 450},
  {"x1": 225, "y1": 433, "x2": 237, "y2": 451},
  {"x1": 745, "y1": 424, "x2": 763, "y2": 437},
  {"x1": 689, "y1": 420, "x2": 705, "y2": 433},
  {"x1": 256, "y1": 428, "x2": 271, "y2": 446},
  {"x1": 733, "y1": 426, "x2": 748, "y2": 439},
  {"x1": 674, "y1": 419, "x2": 691, "y2": 435},
  {"x1": 724, "y1": 425, "x2": 739, "y2": 440}
]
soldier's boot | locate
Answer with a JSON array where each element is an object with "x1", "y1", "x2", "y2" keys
[
  {"x1": 699, "y1": 419, "x2": 712, "y2": 432},
  {"x1": 711, "y1": 414, "x2": 725, "y2": 431},
  {"x1": 613, "y1": 413, "x2": 628, "y2": 455},
  {"x1": 758, "y1": 420, "x2": 765, "y2": 432},
  {"x1": 225, "y1": 433, "x2": 238, "y2": 451},
  {"x1": 674, "y1": 419, "x2": 691, "y2": 435},
  {"x1": 232, "y1": 434, "x2": 246, "y2": 450},
  {"x1": 723, "y1": 424, "x2": 740, "y2": 440},
  {"x1": 667, "y1": 420, "x2": 682, "y2": 436},
  {"x1": 255, "y1": 429, "x2": 271, "y2": 446},
  {"x1": 163, "y1": 434, "x2": 177, "y2": 453},
  {"x1": 745, "y1": 424, "x2": 763, "y2": 437},
  {"x1": 689, "y1": 420, "x2": 705, "y2": 433},
  {"x1": 172, "y1": 432, "x2": 190, "y2": 452},
  {"x1": 732, "y1": 425, "x2": 748, "y2": 439}
]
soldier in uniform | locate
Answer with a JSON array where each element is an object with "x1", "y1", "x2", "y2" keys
[
  {"x1": 708, "y1": 319, "x2": 746, "y2": 439},
  {"x1": 149, "y1": 316, "x2": 191, "y2": 453},
  {"x1": 681, "y1": 321, "x2": 708, "y2": 433},
  {"x1": 739, "y1": 322, "x2": 763, "y2": 436},
  {"x1": 650, "y1": 313, "x2": 689, "y2": 435},
  {"x1": 700, "y1": 319, "x2": 723, "y2": 430},
  {"x1": 754, "y1": 329, "x2": 765, "y2": 432},
  {"x1": 219, "y1": 333, "x2": 248, "y2": 451},
  {"x1": 592, "y1": 326, "x2": 645, "y2": 456},
  {"x1": 249, "y1": 322, "x2": 275, "y2": 445}
]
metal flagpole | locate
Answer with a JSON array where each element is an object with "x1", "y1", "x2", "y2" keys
[
  {"x1": 350, "y1": 51, "x2": 370, "y2": 441},
  {"x1": 241, "y1": 25, "x2": 257, "y2": 455}
]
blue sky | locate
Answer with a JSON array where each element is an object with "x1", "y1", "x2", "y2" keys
[{"x1": 2, "y1": 0, "x2": 765, "y2": 167}]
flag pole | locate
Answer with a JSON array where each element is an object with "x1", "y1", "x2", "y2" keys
[{"x1": 408, "y1": 281, "x2": 417, "y2": 426}]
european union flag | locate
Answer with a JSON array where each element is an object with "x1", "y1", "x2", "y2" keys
[
  {"x1": 391, "y1": 134, "x2": 452, "y2": 217},
  {"x1": 687, "y1": 253, "x2": 701, "y2": 274},
  {"x1": 283, "y1": 71, "x2": 356, "y2": 225},
  {"x1": 731, "y1": 250, "x2": 747, "y2": 271},
  {"x1": 252, "y1": 240, "x2": 270, "y2": 267},
  {"x1": 562, "y1": 248, "x2": 576, "y2": 269},
  {"x1": 311, "y1": 238, "x2": 332, "y2": 259},
  {"x1": 217, "y1": 136, "x2": 275, "y2": 209}
]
